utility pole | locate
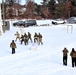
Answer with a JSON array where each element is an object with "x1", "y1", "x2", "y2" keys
[
  {"x1": 0, "y1": 3, "x2": 2, "y2": 35},
  {"x1": 2, "y1": 0, "x2": 5, "y2": 33}
]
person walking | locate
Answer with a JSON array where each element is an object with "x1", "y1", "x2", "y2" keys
[
  {"x1": 70, "y1": 48, "x2": 76, "y2": 67},
  {"x1": 10, "y1": 40, "x2": 17, "y2": 54},
  {"x1": 24, "y1": 33, "x2": 28, "y2": 45},
  {"x1": 20, "y1": 34, "x2": 24, "y2": 44},
  {"x1": 27, "y1": 32, "x2": 32, "y2": 42},
  {"x1": 38, "y1": 33, "x2": 43, "y2": 45},
  {"x1": 15, "y1": 31, "x2": 20, "y2": 41},
  {"x1": 62, "y1": 47, "x2": 69, "y2": 66},
  {"x1": 34, "y1": 32, "x2": 38, "y2": 43}
]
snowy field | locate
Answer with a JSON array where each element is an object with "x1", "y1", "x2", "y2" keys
[{"x1": 0, "y1": 20, "x2": 76, "y2": 75}]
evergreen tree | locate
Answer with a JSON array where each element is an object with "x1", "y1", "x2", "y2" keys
[
  {"x1": 41, "y1": 0, "x2": 49, "y2": 6},
  {"x1": 35, "y1": 4, "x2": 41, "y2": 15},
  {"x1": 57, "y1": 0, "x2": 67, "y2": 3},
  {"x1": 47, "y1": 0, "x2": 56, "y2": 15},
  {"x1": 55, "y1": 2, "x2": 65, "y2": 18},
  {"x1": 71, "y1": 0, "x2": 76, "y2": 6},
  {"x1": 5, "y1": 0, "x2": 15, "y2": 6}
]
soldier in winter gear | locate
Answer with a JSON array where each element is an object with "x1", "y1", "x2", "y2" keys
[
  {"x1": 10, "y1": 40, "x2": 17, "y2": 54},
  {"x1": 20, "y1": 34, "x2": 24, "y2": 44},
  {"x1": 70, "y1": 48, "x2": 76, "y2": 67},
  {"x1": 24, "y1": 33, "x2": 28, "y2": 45},
  {"x1": 38, "y1": 33, "x2": 43, "y2": 45},
  {"x1": 15, "y1": 31, "x2": 20, "y2": 41},
  {"x1": 27, "y1": 32, "x2": 32, "y2": 42},
  {"x1": 62, "y1": 47, "x2": 69, "y2": 66},
  {"x1": 34, "y1": 32, "x2": 38, "y2": 43}
]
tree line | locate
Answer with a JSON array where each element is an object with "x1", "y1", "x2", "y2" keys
[{"x1": 2, "y1": 0, "x2": 76, "y2": 19}]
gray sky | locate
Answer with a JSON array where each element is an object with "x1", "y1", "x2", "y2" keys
[
  {"x1": 0, "y1": 0, "x2": 42, "y2": 4},
  {"x1": 22, "y1": 0, "x2": 42, "y2": 5},
  {"x1": 34, "y1": 0, "x2": 42, "y2": 4}
]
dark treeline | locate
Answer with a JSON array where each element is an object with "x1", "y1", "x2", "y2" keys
[{"x1": 2, "y1": 0, "x2": 76, "y2": 19}]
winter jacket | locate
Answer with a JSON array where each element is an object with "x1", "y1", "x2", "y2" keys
[
  {"x1": 15, "y1": 32, "x2": 20, "y2": 38},
  {"x1": 62, "y1": 49, "x2": 68, "y2": 57},
  {"x1": 70, "y1": 52, "x2": 76, "y2": 58},
  {"x1": 28, "y1": 32, "x2": 31, "y2": 38},
  {"x1": 20, "y1": 35, "x2": 24, "y2": 40},
  {"x1": 10, "y1": 42, "x2": 16, "y2": 48},
  {"x1": 38, "y1": 34, "x2": 42, "y2": 38},
  {"x1": 34, "y1": 34, "x2": 38, "y2": 39}
]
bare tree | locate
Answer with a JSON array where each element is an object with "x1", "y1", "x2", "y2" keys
[
  {"x1": 25, "y1": 1, "x2": 35, "y2": 18},
  {"x1": 65, "y1": 1, "x2": 72, "y2": 18},
  {"x1": 15, "y1": 0, "x2": 21, "y2": 4},
  {"x1": 26, "y1": 0, "x2": 34, "y2": 4},
  {"x1": 5, "y1": 0, "x2": 21, "y2": 5}
]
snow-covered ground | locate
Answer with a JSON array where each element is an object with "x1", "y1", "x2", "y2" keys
[{"x1": 0, "y1": 20, "x2": 76, "y2": 75}]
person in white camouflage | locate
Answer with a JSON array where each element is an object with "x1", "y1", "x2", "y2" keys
[{"x1": 15, "y1": 31, "x2": 20, "y2": 41}]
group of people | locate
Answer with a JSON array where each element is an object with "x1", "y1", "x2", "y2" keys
[
  {"x1": 14, "y1": 31, "x2": 43, "y2": 45},
  {"x1": 10, "y1": 34, "x2": 76, "y2": 68},
  {"x1": 62, "y1": 47, "x2": 76, "y2": 67},
  {"x1": 10, "y1": 31, "x2": 43, "y2": 54}
]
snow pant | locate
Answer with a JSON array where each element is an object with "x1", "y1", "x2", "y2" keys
[
  {"x1": 38, "y1": 38, "x2": 43, "y2": 45},
  {"x1": 20, "y1": 39, "x2": 24, "y2": 44},
  {"x1": 15, "y1": 37, "x2": 20, "y2": 41},
  {"x1": 63, "y1": 56, "x2": 67, "y2": 66},
  {"x1": 72, "y1": 58, "x2": 76, "y2": 67},
  {"x1": 34, "y1": 38, "x2": 38, "y2": 43},
  {"x1": 24, "y1": 39, "x2": 28, "y2": 45},
  {"x1": 12, "y1": 48, "x2": 15, "y2": 54},
  {"x1": 28, "y1": 37, "x2": 32, "y2": 42}
]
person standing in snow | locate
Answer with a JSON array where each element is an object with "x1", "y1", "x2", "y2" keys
[
  {"x1": 70, "y1": 48, "x2": 76, "y2": 67},
  {"x1": 24, "y1": 33, "x2": 28, "y2": 45},
  {"x1": 62, "y1": 47, "x2": 69, "y2": 66},
  {"x1": 34, "y1": 32, "x2": 38, "y2": 43},
  {"x1": 20, "y1": 34, "x2": 24, "y2": 44},
  {"x1": 10, "y1": 40, "x2": 17, "y2": 54},
  {"x1": 38, "y1": 33, "x2": 43, "y2": 45},
  {"x1": 27, "y1": 32, "x2": 32, "y2": 42},
  {"x1": 15, "y1": 31, "x2": 20, "y2": 41}
]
